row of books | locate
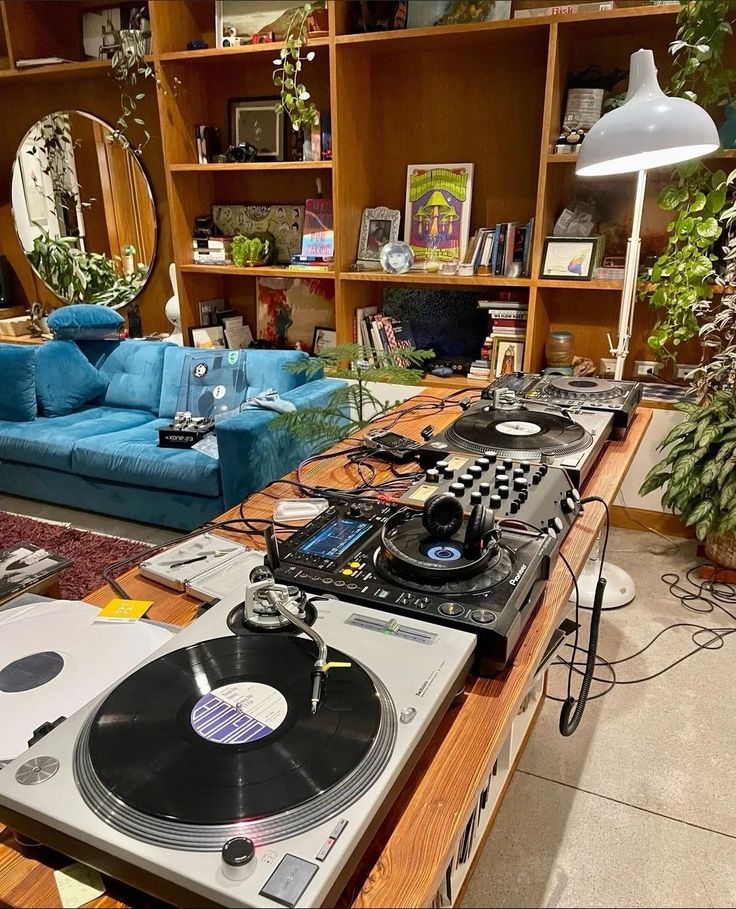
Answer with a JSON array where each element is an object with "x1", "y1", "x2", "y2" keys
[
  {"x1": 460, "y1": 219, "x2": 535, "y2": 277},
  {"x1": 286, "y1": 111, "x2": 332, "y2": 162},
  {"x1": 479, "y1": 298, "x2": 529, "y2": 338},
  {"x1": 354, "y1": 307, "x2": 415, "y2": 363}
]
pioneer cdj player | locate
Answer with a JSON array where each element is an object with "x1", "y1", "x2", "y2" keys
[
  {"x1": 416, "y1": 399, "x2": 612, "y2": 488},
  {"x1": 485, "y1": 372, "x2": 642, "y2": 439},
  {"x1": 269, "y1": 497, "x2": 560, "y2": 675}
]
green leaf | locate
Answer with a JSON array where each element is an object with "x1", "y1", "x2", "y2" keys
[
  {"x1": 690, "y1": 191, "x2": 707, "y2": 211},
  {"x1": 684, "y1": 500, "x2": 714, "y2": 527},
  {"x1": 697, "y1": 217, "x2": 721, "y2": 241},
  {"x1": 639, "y1": 471, "x2": 670, "y2": 497},
  {"x1": 658, "y1": 183, "x2": 684, "y2": 211}
]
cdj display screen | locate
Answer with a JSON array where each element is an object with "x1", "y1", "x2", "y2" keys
[{"x1": 298, "y1": 518, "x2": 372, "y2": 561}]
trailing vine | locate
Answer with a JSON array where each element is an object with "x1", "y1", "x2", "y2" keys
[
  {"x1": 272, "y1": 2, "x2": 323, "y2": 132},
  {"x1": 642, "y1": 0, "x2": 736, "y2": 361},
  {"x1": 111, "y1": 28, "x2": 154, "y2": 155}
]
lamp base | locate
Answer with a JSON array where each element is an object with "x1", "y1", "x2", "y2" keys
[{"x1": 570, "y1": 557, "x2": 636, "y2": 610}]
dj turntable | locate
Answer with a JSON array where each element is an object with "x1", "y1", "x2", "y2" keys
[
  {"x1": 486, "y1": 372, "x2": 642, "y2": 439},
  {"x1": 0, "y1": 558, "x2": 474, "y2": 909},
  {"x1": 417, "y1": 399, "x2": 612, "y2": 487}
]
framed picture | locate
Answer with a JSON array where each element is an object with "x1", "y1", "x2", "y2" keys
[
  {"x1": 404, "y1": 163, "x2": 474, "y2": 263},
  {"x1": 540, "y1": 236, "x2": 601, "y2": 280},
  {"x1": 491, "y1": 335, "x2": 525, "y2": 378},
  {"x1": 190, "y1": 325, "x2": 226, "y2": 349},
  {"x1": 312, "y1": 326, "x2": 336, "y2": 356},
  {"x1": 356, "y1": 207, "x2": 400, "y2": 267},
  {"x1": 215, "y1": 1, "x2": 324, "y2": 46},
  {"x1": 256, "y1": 277, "x2": 335, "y2": 352},
  {"x1": 197, "y1": 297, "x2": 227, "y2": 327},
  {"x1": 229, "y1": 97, "x2": 283, "y2": 161}
]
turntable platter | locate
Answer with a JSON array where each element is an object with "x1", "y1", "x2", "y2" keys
[{"x1": 446, "y1": 406, "x2": 591, "y2": 459}]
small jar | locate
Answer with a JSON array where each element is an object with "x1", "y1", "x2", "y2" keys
[{"x1": 545, "y1": 331, "x2": 574, "y2": 368}]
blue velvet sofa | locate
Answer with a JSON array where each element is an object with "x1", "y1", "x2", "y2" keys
[{"x1": 0, "y1": 339, "x2": 341, "y2": 530}]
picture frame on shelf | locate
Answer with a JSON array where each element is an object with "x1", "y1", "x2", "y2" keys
[
  {"x1": 356, "y1": 207, "x2": 400, "y2": 269},
  {"x1": 404, "y1": 163, "x2": 474, "y2": 264},
  {"x1": 197, "y1": 297, "x2": 227, "y2": 327},
  {"x1": 312, "y1": 326, "x2": 336, "y2": 356},
  {"x1": 190, "y1": 325, "x2": 226, "y2": 349},
  {"x1": 215, "y1": 1, "x2": 326, "y2": 46},
  {"x1": 540, "y1": 236, "x2": 601, "y2": 280},
  {"x1": 229, "y1": 97, "x2": 283, "y2": 161},
  {"x1": 491, "y1": 335, "x2": 525, "y2": 378}
]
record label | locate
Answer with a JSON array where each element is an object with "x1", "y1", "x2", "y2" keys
[
  {"x1": 191, "y1": 682, "x2": 288, "y2": 745},
  {"x1": 496, "y1": 420, "x2": 541, "y2": 436}
]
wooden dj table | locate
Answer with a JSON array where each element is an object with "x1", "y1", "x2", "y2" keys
[{"x1": 0, "y1": 392, "x2": 651, "y2": 909}]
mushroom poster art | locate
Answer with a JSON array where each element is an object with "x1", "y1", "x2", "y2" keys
[{"x1": 404, "y1": 163, "x2": 474, "y2": 263}]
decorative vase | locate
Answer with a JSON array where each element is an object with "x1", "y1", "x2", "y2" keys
[
  {"x1": 545, "y1": 330, "x2": 574, "y2": 368},
  {"x1": 705, "y1": 529, "x2": 736, "y2": 569}
]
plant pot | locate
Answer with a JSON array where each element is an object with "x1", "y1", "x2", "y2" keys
[{"x1": 705, "y1": 529, "x2": 736, "y2": 569}]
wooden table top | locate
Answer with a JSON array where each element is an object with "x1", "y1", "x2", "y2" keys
[{"x1": 0, "y1": 391, "x2": 651, "y2": 909}]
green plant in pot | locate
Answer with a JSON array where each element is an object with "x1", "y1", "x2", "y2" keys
[{"x1": 232, "y1": 232, "x2": 276, "y2": 268}]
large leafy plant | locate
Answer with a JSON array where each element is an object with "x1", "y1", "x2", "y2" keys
[
  {"x1": 640, "y1": 392, "x2": 736, "y2": 540},
  {"x1": 271, "y1": 343, "x2": 434, "y2": 450}
]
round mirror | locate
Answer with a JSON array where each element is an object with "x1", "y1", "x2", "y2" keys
[{"x1": 11, "y1": 111, "x2": 157, "y2": 309}]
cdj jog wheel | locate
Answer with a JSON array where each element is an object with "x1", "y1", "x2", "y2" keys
[
  {"x1": 445, "y1": 405, "x2": 592, "y2": 460},
  {"x1": 74, "y1": 636, "x2": 396, "y2": 849},
  {"x1": 547, "y1": 376, "x2": 624, "y2": 400}
]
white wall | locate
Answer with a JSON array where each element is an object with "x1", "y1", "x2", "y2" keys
[{"x1": 614, "y1": 406, "x2": 685, "y2": 512}]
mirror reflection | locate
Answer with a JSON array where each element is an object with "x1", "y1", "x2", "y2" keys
[{"x1": 11, "y1": 110, "x2": 156, "y2": 308}]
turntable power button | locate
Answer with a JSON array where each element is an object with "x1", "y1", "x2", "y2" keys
[{"x1": 222, "y1": 837, "x2": 255, "y2": 880}]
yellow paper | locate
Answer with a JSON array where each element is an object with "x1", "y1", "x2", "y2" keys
[
  {"x1": 53, "y1": 863, "x2": 105, "y2": 909},
  {"x1": 96, "y1": 598, "x2": 152, "y2": 623}
]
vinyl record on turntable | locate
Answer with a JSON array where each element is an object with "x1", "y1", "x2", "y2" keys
[
  {"x1": 82, "y1": 636, "x2": 382, "y2": 825},
  {"x1": 445, "y1": 406, "x2": 591, "y2": 459}
]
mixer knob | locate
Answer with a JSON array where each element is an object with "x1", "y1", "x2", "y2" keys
[
  {"x1": 449, "y1": 483, "x2": 465, "y2": 497},
  {"x1": 484, "y1": 450, "x2": 498, "y2": 463},
  {"x1": 426, "y1": 468, "x2": 440, "y2": 484},
  {"x1": 221, "y1": 837, "x2": 255, "y2": 881},
  {"x1": 489, "y1": 494, "x2": 502, "y2": 509},
  {"x1": 436, "y1": 460, "x2": 449, "y2": 472},
  {"x1": 502, "y1": 458, "x2": 513, "y2": 470},
  {"x1": 476, "y1": 457, "x2": 490, "y2": 472},
  {"x1": 468, "y1": 465, "x2": 483, "y2": 479},
  {"x1": 479, "y1": 482, "x2": 491, "y2": 496},
  {"x1": 510, "y1": 501, "x2": 520, "y2": 514},
  {"x1": 512, "y1": 467, "x2": 525, "y2": 479},
  {"x1": 514, "y1": 477, "x2": 528, "y2": 491},
  {"x1": 531, "y1": 472, "x2": 542, "y2": 486},
  {"x1": 571, "y1": 487, "x2": 581, "y2": 502},
  {"x1": 459, "y1": 474, "x2": 473, "y2": 488},
  {"x1": 561, "y1": 496, "x2": 576, "y2": 514},
  {"x1": 539, "y1": 463, "x2": 550, "y2": 474},
  {"x1": 548, "y1": 517, "x2": 564, "y2": 534},
  {"x1": 497, "y1": 485, "x2": 510, "y2": 500},
  {"x1": 495, "y1": 473, "x2": 509, "y2": 487},
  {"x1": 470, "y1": 491, "x2": 482, "y2": 506},
  {"x1": 520, "y1": 461, "x2": 531, "y2": 473},
  {"x1": 443, "y1": 467, "x2": 455, "y2": 480},
  {"x1": 519, "y1": 490, "x2": 528, "y2": 503}
]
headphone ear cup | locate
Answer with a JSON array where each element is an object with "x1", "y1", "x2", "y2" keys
[
  {"x1": 464, "y1": 505, "x2": 495, "y2": 556},
  {"x1": 422, "y1": 493, "x2": 464, "y2": 538}
]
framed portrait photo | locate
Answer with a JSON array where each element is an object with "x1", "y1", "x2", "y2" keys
[
  {"x1": 312, "y1": 325, "x2": 336, "y2": 356},
  {"x1": 540, "y1": 236, "x2": 601, "y2": 280},
  {"x1": 356, "y1": 207, "x2": 400, "y2": 267},
  {"x1": 491, "y1": 335, "x2": 525, "y2": 378},
  {"x1": 190, "y1": 325, "x2": 226, "y2": 350},
  {"x1": 229, "y1": 97, "x2": 283, "y2": 161}
]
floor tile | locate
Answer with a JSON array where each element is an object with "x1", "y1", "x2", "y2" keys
[{"x1": 460, "y1": 771, "x2": 736, "y2": 908}]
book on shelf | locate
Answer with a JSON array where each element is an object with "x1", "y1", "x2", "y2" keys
[
  {"x1": 354, "y1": 311, "x2": 413, "y2": 367},
  {"x1": 459, "y1": 220, "x2": 534, "y2": 277},
  {"x1": 301, "y1": 199, "x2": 334, "y2": 258},
  {"x1": 593, "y1": 266, "x2": 625, "y2": 280},
  {"x1": 288, "y1": 110, "x2": 332, "y2": 162}
]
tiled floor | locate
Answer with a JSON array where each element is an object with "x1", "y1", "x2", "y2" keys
[
  {"x1": 2, "y1": 497, "x2": 731, "y2": 907},
  {"x1": 461, "y1": 528, "x2": 736, "y2": 909}
]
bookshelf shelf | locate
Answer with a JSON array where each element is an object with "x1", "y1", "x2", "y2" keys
[
  {"x1": 169, "y1": 161, "x2": 333, "y2": 173},
  {"x1": 536, "y1": 279, "x2": 623, "y2": 291},
  {"x1": 340, "y1": 272, "x2": 532, "y2": 287},
  {"x1": 180, "y1": 264, "x2": 335, "y2": 279},
  {"x1": 158, "y1": 37, "x2": 330, "y2": 64}
]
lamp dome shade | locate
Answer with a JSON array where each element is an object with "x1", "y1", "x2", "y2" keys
[{"x1": 576, "y1": 49, "x2": 720, "y2": 177}]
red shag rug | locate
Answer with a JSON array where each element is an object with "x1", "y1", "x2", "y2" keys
[{"x1": 0, "y1": 512, "x2": 148, "y2": 601}]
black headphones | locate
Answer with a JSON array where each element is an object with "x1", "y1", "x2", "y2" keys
[{"x1": 422, "y1": 493, "x2": 496, "y2": 558}]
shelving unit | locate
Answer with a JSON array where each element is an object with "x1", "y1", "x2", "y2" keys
[{"x1": 2, "y1": 0, "x2": 732, "y2": 381}]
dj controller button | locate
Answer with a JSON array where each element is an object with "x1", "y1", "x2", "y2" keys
[
  {"x1": 342, "y1": 569, "x2": 353, "y2": 576},
  {"x1": 416, "y1": 597, "x2": 430, "y2": 609},
  {"x1": 470, "y1": 609, "x2": 496, "y2": 625},
  {"x1": 335, "y1": 580, "x2": 345, "y2": 587},
  {"x1": 349, "y1": 561, "x2": 361, "y2": 568},
  {"x1": 439, "y1": 602, "x2": 465, "y2": 617}
]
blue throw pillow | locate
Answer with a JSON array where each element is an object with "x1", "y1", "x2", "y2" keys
[
  {"x1": 0, "y1": 344, "x2": 36, "y2": 422},
  {"x1": 47, "y1": 304, "x2": 124, "y2": 340},
  {"x1": 35, "y1": 340, "x2": 109, "y2": 417}
]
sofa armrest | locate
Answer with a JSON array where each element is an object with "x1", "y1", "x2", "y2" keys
[{"x1": 216, "y1": 378, "x2": 344, "y2": 508}]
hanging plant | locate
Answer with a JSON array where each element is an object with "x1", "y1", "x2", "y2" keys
[
  {"x1": 111, "y1": 23, "x2": 154, "y2": 155},
  {"x1": 272, "y1": 2, "x2": 324, "y2": 133}
]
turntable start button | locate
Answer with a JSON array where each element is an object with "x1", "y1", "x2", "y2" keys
[
  {"x1": 439, "y1": 601, "x2": 465, "y2": 617},
  {"x1": 470, "y1": 608, "x2": 496, "y2": 625}
]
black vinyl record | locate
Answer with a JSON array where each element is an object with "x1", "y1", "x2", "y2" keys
[
  {"x1": 447, "y1": 406, "x2": 587, "y2": 454},
  {"x1": 86, "y1": 636, "x2": 380, "y2": 825}
]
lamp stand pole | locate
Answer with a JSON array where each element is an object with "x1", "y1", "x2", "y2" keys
[{"x1": 612, "y1": 168, "x2": 648, "y2": 381}]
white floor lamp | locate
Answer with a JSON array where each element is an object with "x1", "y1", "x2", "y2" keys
[{"x1": 572, "y1": 48, "x2": 719, "y2": 608}]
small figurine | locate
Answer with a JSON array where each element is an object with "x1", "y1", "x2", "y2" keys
[{"x1": 186, "y1": 38, "x2": 209, "y2": 50}]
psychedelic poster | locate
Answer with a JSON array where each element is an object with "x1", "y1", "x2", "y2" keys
[{"x1": 404, "y1": 163, "x2": 474, "y2": 262}]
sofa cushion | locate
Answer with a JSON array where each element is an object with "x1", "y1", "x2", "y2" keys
[
  {"x1": 72, "y1": 420, "x2": 221, "y2": 498},
  {"x1": 35, "y1": 340, "x2": 109, "y2": 417},
  {"x1": 0, "y1": 344, "x2": 36, "y2": 422},
  {"x1": 244, "y1": 349, "x2": 308, "y2": 399},
  {"x1": 47, "y1": 304, "x2": 124, "y2": 340},
  {"x1": 159, "y1": 347, "x2": 248, "y2": 419},
  {"x1": 99, "y1": 340, "x2": 169, "y2": 414},
  {"x1": 0, "y1": 406, "x2": 153, "y2": 471}
]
